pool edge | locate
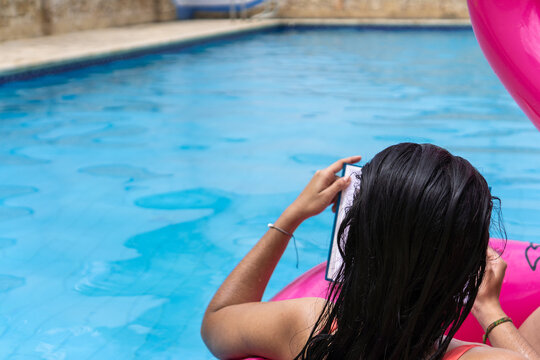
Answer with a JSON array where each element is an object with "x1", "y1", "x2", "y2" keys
[
  {"x1": 0, "y1": 20, "x2": 281, "y2": 85},
  {"x1": 0, "y1": 18, "x2": 472, "y2": 85}
]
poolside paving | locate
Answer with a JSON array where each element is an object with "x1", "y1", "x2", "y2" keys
[
  {"x1": 0, "y1": 19, "x2": 280, "y2": 78},
  {"x1": 0, "y1": 18, "x2": 470, "y2": 80}
]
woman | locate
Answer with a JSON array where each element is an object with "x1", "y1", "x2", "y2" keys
[{"x1": 201, "y1": 143, "x2": 540, "y2": 360}]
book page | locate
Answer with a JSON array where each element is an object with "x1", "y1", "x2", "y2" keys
[{"x1": 326, "y1": 164, "x2": 362, "y2": 281}]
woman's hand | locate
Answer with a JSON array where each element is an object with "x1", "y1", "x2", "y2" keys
[
  {"x1": 471, "y1": 247, "x2": 540, "y2": 358},
  {"x1": 472, "y1": 246, "x2": 508, "y2": 328},
  {"x1": 283, "y1": 155, "x2": 361, "y2": 225}
]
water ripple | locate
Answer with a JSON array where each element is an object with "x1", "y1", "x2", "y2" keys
[
  {"x1": 0, "y1": 274, "x2": 25, "y2": 293},
  {"x1": 0, "y1": 148, "x2": 49, "y2": 166},
  {"x1": 134, "y1": 188, "x2": 231, "y2": 212},
  {"x1": 79, "y1": 164, "x2": 168, "y2": 182},
  {"x1": 0, "y1": 185, "x2": 37, "y2": 221},
  {"x1": 0, "y1": 238, "x2": 16, "y2": 249}
]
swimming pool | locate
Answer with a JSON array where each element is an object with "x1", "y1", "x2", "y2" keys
[{"x1": 0, "y1": 27, "x2": 539, "y2": 359}]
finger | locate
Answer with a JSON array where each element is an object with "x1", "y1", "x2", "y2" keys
[
  {"x1": 487, "y1": 246, "x2": 507, "y2": 276},
  {"x1": 487, "y1": 246, "x2": 501, "y2": 261},
  {"x1": 488, "y1": 244, "x2": 504, "y2": 257},
  {"x1": 330, "y1": 189, "x2": 339, "y2": 204},
  {"x1": 331, "y1": 191, "x2": 339, "y2": 213},
  {"x1": 326, "y1": 155, "x2": 362, "y2": 174},
  {"x1": 321, "y1": 175, "x2": 351, "y2": 201}
]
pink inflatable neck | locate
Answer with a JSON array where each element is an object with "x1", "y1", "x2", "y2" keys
[{"x1": 468, "y1": 0, "x2": 540, "y2": 131}]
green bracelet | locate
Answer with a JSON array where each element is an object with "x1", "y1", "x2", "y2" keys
[{"x1": 483, "y1": 316, "x2": 512, "y2": 344}]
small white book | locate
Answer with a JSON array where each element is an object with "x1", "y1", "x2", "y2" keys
[{"x1": 325, "y1": 164, "x2": 362, "y2": 281}]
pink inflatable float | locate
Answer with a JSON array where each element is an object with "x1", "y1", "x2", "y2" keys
[
  {"x1": 468, "y1": 0, "x2": 540, "y2": 131},
  {"x1": 246, "y1": 239, "x2": 540, "y2": 359}
]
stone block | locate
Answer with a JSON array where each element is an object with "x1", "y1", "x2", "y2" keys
[
  {"x1": 47, "y1": 0, "x2": 156, "y2": 34},
  {"x1": 0, "y1": 0, "x2": 178, "y2": 41},
  {"x1": 0, "y1": 0, "x2": 43, "y2": 41},
  {"x1": 276, "y1": 0, "x2": 470, "y2": 19}
]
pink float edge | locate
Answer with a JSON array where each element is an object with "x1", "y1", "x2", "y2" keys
[
  {"x1": 269, "y1": 239, "x2": 539, "y2": 344},
  {"x1": 245, "y1": 240, "x2": 538, "y2": 359}
]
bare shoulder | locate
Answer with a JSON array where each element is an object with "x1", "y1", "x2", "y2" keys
[
  {"x1": 286, "y1": 297, "x2": 327, "y2": 353},
  {"x1": 202, "y1": 297, "x2": 327, "y2": 360},
  {"x1": 461, "y1": 346, "x2": 528, "y2": 360},
  {"x1": 293, "y1": 297, "x2": 327, "y2": 326}
]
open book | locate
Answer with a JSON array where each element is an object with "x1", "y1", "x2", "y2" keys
[{"x1": 326, "y1": 164, "x2": 362, "y2": 281}]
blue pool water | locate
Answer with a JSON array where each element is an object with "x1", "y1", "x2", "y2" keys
[{"x1": 0, "y1": 27, "x2": 539, "y2": 359}]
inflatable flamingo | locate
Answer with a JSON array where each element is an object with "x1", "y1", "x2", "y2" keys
[{"x1": 468, "y1": 0, "x2": 540, "y2": 131}]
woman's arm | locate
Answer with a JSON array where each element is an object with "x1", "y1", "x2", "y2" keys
[
  {"x1": 201, "y1": 156, "x2": 360, "y2": 359},
  {"x1": 519, "y1": 307, "x2": 540, "y2": 354},
  {"x1": 471, "y1": 247, "x2": 540, "y2": 360}
]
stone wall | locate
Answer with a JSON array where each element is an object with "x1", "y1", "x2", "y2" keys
[
  {"x1": 0, "y1": 0, "x2": 471, "y2": 42},
  {"x1": 45, "y1": 0, "x2": 176, "y2": 34},
  {"x1": 0, "y1": 0, "x2": 43, "y2": 41},
  {"x1": 0, "y1": 0, "x2": 176, "y2": 42},
  {"x1": 277, "y1": 0, "x2": 469, "y2": 19}
]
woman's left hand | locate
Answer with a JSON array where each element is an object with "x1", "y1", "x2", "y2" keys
[
  {"x1": 284, "y1": 155, "x2": 362, "y2": 223},
  {"x1": 472, "y1": 246, "x2": 508, "y2": 327}
]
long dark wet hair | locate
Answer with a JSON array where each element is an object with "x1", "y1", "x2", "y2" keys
[{"x1": 295, "y1": 143, "x2": 503, "y2": 360}]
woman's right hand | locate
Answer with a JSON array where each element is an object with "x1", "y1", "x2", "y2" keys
[
  {"x1": 283, "y1": 155, "x2": 361, "y2": 224},
  {"x1": 472, "y1": 246, "x2": 508, "y2": 328}
]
